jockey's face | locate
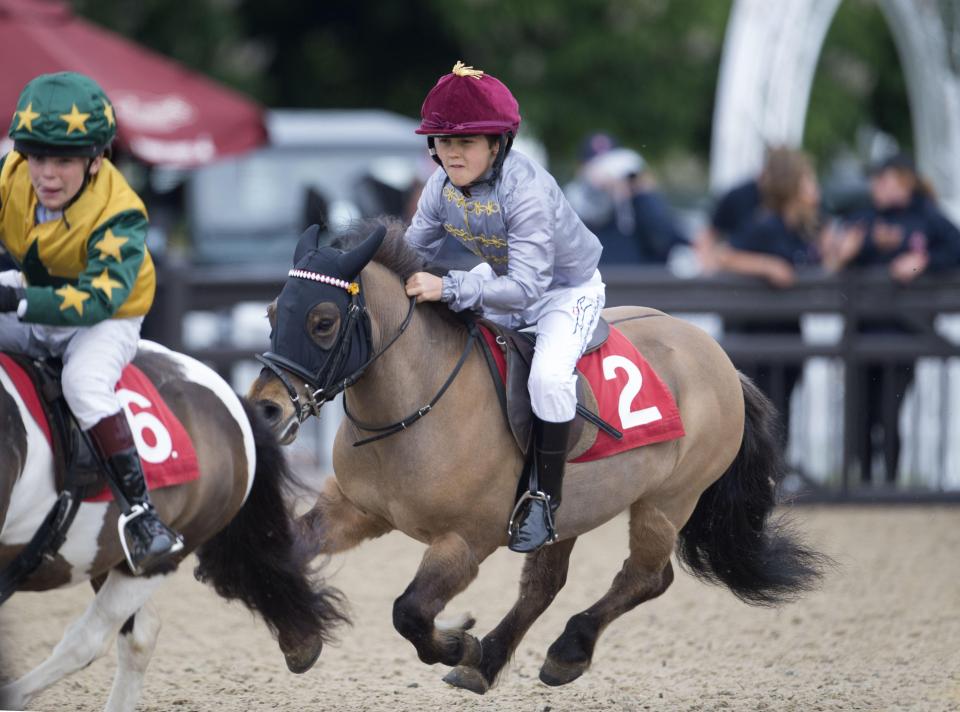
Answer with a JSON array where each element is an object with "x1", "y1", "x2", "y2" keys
[
  {"x1": 434, "y1": 135, "x2": 499, "y2": 187},
  {"x1": 27, "y1": 154, "x2": 102, "y2": 211}
]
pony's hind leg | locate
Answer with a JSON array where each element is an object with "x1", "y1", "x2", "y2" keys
[
  {"x1": 540, "y1": 501, "x2": 677, "y2": 687},
  {"x1": 0, "y1": 568, "x2": 169, "y2": 711},
  {"x1": 104, "y1": 601, "x2": 161, "y2": 712},
  {"x1": 444, "y1": 537, "x2": 577, "y2": 695},
  {"x1": 392, "y1": 532, "x2": 486, "y2": 668}
]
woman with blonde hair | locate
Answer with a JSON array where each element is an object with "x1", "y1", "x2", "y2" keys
[{"x1": 715, "y1": 147, "x2": 823, "y2": 441}]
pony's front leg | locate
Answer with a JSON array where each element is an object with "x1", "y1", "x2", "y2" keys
[
  {"x1": 0, "y1": 568, "x2": 169, "y2": 711},
  {"x1": 444, "y1": 537, "x2": 577, "y2": 694},
  {"x1": 104, "y1": 600, "x2": 161, "y2": 712},
  {"x1": 298, "y1": 476, "x2": 393, "y2": 557},
  {"x1": 278, "y1": 476, "x2": 392, "y2": 673},
  {"x1": 392, "y1": 532, "x2": 486, "y2": 668}
]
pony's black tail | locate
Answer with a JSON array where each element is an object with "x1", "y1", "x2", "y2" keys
[
  {"x1": 194, "y1": 399, "x2": 349, "y2": 657},
  {"x1": 676, "y1": 374, "x2": 829, "y2": 606}
]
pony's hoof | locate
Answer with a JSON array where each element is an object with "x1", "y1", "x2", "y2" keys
[
  {"x1": 459, "y1": 632, "x2": 482, "y2": 668},
  {"x1": 539, "y1": 656, "x2": 588, "y2": 687},
  {"x1": 443, "y1": 665, "x2": 489, "y2": 695},
  {"x1": 283, "y1": 640, "x2": 323, "y2": 674}
]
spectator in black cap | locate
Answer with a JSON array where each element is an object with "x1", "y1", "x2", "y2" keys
[
  {"x1": 823, "y1": 153, "x2": 960, "y2": 278},
  {"x1": 822, "y1": 154, "x2": 960, "y2": 483}
]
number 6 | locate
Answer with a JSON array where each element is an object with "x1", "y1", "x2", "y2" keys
[{"x1": 118, "y1": 388, "x2": 173, "y2": 464}]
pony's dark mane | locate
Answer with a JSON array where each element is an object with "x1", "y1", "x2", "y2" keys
[
  {"x1": 331, "y1": 216, "x2": 424, "y2": 280},
  {"x1": 331, "y1": 216, "x2": 467, "y2": 331}
]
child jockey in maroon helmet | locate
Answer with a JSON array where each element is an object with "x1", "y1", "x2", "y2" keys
[{"x1": 404, "y1": 62, "x2": 606, "y2": 552}]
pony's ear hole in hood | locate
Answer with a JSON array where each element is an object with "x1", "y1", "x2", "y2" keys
[
  {"x1": 293, "y1": 224, "x2": 323, "y2": 266},
  {"x1": 338, "y1": 225, "x2": 387, "y2": 280}
]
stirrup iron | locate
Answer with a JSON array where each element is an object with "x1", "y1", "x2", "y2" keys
[
  {"x1": 117, "y1": 504, "x2": 184, "y2": 575},
  {"x1": 507, "y1": 490, "x2": 558, "y2": 544}
]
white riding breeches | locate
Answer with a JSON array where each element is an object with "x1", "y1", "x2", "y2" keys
[
  {"x1": 0, "y1": 269, "x2": 143, "y2": 430},
  {"x1": 471, "y1": 264, "x2": 605, "y2": 422}
]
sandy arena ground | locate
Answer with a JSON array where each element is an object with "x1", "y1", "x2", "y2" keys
[{"x1": 1, "y1": 506, "x2": 958, "y2": 712}]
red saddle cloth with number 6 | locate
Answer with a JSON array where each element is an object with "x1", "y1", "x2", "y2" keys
[
  {"x1": 478, "y1": 324, "x2": 685, "y2": 462},
  {"x1": 0, "y1": 355, "x2": 200, "y2": 501}
]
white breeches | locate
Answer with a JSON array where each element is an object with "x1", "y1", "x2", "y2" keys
[{"x1": 475, "y1": 265, "x2": 605, "y2": 422}]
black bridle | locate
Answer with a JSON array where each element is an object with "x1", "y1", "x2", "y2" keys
[
  {"x1": 256, "y1": 286, "x2": 478, "y2": 446},
  {"x1": 257, "y1": 279, "x2": 415, "y2": 424}
]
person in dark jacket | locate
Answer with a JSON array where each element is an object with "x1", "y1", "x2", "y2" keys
[
  {"x1": 823, "y1": 153, "x2": 960, "y2": 483},
  {"x1": 716, "y1": 148, "x2": 823, "y2": 440},
  {"x1": 573, "y1": 147, "x2": 687, "y2": 265}
]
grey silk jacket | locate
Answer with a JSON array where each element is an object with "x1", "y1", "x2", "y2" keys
[{"x1": 404, "y1": 150, "x2": 603, "y2": 315}]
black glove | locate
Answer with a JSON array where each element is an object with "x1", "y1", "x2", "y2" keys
[{"x1": 0, "y1": 285, "x2": 23, "y2": 313}]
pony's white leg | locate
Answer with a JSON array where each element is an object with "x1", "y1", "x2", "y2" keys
[
  {"x1": 104, "y1": 600, "x2": 161, "y2": 712},
  {"x1": 0, "y1": 569, "x2": 169, "y2": 711}
]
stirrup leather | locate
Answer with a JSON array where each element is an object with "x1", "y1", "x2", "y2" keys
[
  {"x1": 117, "y1": 504, "x2": 184, "y2": 575},
  {"x1": 507, "y1": 490, "x2": 559, "y2": 544}
]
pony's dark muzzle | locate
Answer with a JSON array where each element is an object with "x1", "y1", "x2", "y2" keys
[
  {"x1": 255, "y1": 398, "x2": 284, "y2": 429},
  {"x1": 254, "y1": 398, "x2": 300, "y2": 444}
]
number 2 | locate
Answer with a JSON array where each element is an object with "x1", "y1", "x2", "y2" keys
[{"x1": 602, "y1": 355, "x2": 662, "y2": 429}]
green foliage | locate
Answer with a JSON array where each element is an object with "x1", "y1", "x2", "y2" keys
[
  {"x1": 806, "y1": 0, "x2": 911, "y2": 162},
  {"x1": 71, "y1": 0, "x2": 912, "y2": 180},
  {"x1": 423, "y1": 0, "x2": 732, "y2": 176},
  {"x1": 72, "y1": 0, "x2": 263, "y2": 97}
]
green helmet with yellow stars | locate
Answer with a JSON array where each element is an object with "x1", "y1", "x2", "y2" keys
[{"x1": 8, "y1": 71, "x2": 116, "y2": 158}]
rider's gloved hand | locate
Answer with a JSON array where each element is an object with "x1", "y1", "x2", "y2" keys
[{"x1": 0, "y1": 285, "x2": 24, "y2": 313}]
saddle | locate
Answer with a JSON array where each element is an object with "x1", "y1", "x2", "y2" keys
[
  {"x1": 2, "y1": 354, "x2": 103, "y2": 498},
  {"x1": 475, "y1": 316, "x2": 618, "y2": 460},
  {"x1": 0, "y1": 354, "x2": 105, "y2": 604}
]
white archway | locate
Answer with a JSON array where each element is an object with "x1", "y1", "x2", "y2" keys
[{"x1": 710, "y1": 0, "x2": 960, "y2": 222}]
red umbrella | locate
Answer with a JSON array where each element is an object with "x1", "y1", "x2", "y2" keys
[{"x1": 0, "y1": 0, "x2": 267, "y2": 166}]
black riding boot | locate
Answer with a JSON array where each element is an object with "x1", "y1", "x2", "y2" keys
[
  {"x1": 508, "y1": 418, "x2": 572, "y2": 553},
  {"x1": 89, "y1": 411, "x2": 184, "y2": 574}
]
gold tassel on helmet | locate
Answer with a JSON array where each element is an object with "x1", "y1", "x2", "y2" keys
[{"x1": 452, "y1": 61, "x2": 484, "y2": 79}]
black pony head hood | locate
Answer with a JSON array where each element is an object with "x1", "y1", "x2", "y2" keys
[{"x1": 267, "y1": 224, "x2": 386, "y2": 389}]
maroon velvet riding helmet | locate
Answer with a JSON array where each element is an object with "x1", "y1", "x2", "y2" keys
[{"x1": 416, "y1": 62, "x2": 521, "y2": 137}]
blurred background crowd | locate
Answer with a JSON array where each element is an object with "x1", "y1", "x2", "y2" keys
[{"x1": 1, "y1": 0, "x2": 958, "y2": 499}]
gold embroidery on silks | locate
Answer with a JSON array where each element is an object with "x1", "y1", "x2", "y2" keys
[
  {"x1": 442, "y1": 184, "x2": 509, "y2": 271},
  {"x1": 443, "y1": 185, "x2": 500, "y2": 216},
  {"x1": 443, "y1": 223, "x2": 509, "y2": 263}
]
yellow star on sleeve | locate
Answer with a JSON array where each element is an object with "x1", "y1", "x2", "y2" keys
[
  {"x1": 102, "y1": 100, "x2": 115, "y2": 127},
  {"x1": 91, "y1": 269, "x2": 123, "y2": 300},
  {"x1": 95, "y1": 229, "x2": 128, "y2": 261},
  {"x1": 55, "y1": 284, "x2": 91, "y2": 316},
  {"x1": 60, "y1": 103, "x2": 90, "y2": 134},
  {"x1": 16, "y1": 103, "x2": 40, "y2": 132}
]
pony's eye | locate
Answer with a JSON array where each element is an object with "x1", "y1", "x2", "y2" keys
[{"x1": 315, "y1": 319, "x2": 336, "y2": 333}]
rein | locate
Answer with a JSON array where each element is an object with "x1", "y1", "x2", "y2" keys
[{"x1": 343, "y1": 320, "x2": 478, "y2": 447}]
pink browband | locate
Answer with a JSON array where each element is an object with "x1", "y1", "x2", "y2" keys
[{"x1": 288, "y1": 269, "x2": 360, "y2": 295}]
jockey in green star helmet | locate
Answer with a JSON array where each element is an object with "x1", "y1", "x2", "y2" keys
[
  {"x1": 0, "y1": 72, "x2": 185, "y2": 575},
  {"x1": 9, "y1": 71, "x2": 116, "y2": 158}
]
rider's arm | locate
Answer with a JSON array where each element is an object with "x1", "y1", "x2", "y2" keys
[
  {"x1": 404, "y1": 169, "x2": 447, "y2": 262},
  {"x1": 441, "y1": 185, "x2": 554, "y2": 313},
  {"x1": 21, "y1": 209, "x2": 149, "y2": 326}
]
